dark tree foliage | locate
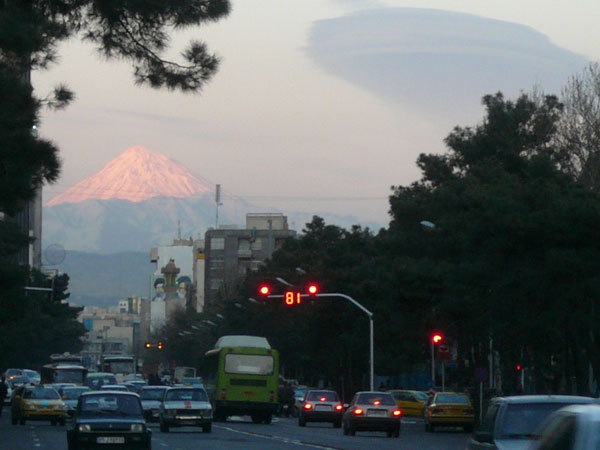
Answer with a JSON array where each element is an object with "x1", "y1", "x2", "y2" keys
[{"x1": 388, "y1": 93, "x2": 600, "y2": 394}]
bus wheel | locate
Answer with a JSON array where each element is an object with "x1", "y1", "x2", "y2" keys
[{"x1": 263, "y1": 415, "x2": 272, "y2": 424}]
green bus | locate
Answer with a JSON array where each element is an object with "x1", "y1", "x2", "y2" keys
[{"x1": 202, "y1": 335, "x2": 279, "y2": 424}]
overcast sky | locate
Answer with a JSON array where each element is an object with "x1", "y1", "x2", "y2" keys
[{"x1": 35, "y1": 0, "x2": 600, "y2": 227}]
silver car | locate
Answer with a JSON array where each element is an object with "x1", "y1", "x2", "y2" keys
[
  {"x1": 140, "y1": 386, "x2": 169, "y2": 422},
  {"x1": 469, "y1": 395, "x2": 596, "y2": 450},
  {"x1": 532, "y1": 404, "x2": 600, "y2": 450},
  {"x1": 59, "y1": 386, "x2": 90, "y2": 416},
  {"x1": 159, "y1": 387, "x2": 212, "y2": 433}
]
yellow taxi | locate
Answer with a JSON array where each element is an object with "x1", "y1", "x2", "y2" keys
[
  {"x1": 425, "y1": 392, "x2": 474, "y2": 432},
  {"x1": 388, "y1": 390, "x2": 426, "y2": 417},
  {"x1": 11, "y1": 385, "x2": 68, "y2": 426}
]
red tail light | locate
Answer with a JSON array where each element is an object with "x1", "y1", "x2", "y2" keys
[
  {"x1": 353, "y1": 408, "x2": 364, "y2": 416},
  {"x1": 269, "y1": 391, "x2": 275, "y2": 402},
  {"x1": 221, "y1": 389, "x2": 226, "y2": 400},
  {"x1": 374, "y1": 400, "x2": 380, "y2": 406},
  {"x1": 304, "y1": 403, "x2": 313, "y2": 410},
  {"x1": 335, "y1": 404, "x2": 343, "y2": 411},
  {"x1": 392, "y1": 409, "x2": 402, "y2": 417},
  {"x1": 320, "y1": 397, "x2": 326, "y2": 402}
]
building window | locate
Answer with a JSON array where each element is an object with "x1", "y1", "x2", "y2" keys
[
  {"x1": 210, "y1": 279, "x2": 223, "y2": 290},
  {"x1": 211, "y1": 237, "x2": 225, "y2": 250},
  {"x1": 251, "y1": 238, "x2": 262, "y2": 250}
]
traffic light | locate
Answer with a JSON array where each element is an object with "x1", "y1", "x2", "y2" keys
[
  {"x1": 145, "y1": 342, "x2": 151, "y2": 349},
  {"x1": 516, "y1": 364, "x2": 521, "y2": 371},
  {"x1": 307, "y1": 283, "x2": 318, "y2": 295},
  {"x1": 432, "y1": 333, "x2": 443, "y2": 344},
  {"x1": 157, "y1": 341, "x2": 163, "y2": 350},
  {"x1": 258, "y1": 284, "x2": 271, "y2": 296}
]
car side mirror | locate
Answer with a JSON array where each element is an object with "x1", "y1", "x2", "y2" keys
[{"x1": 474, "y1": 431, "x2": 493, "y2": 443}]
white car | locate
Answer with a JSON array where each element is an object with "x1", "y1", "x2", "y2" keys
[
  {"x1": 159, "y1": 387, "x2": 212, "y2": 433},
  {"x1": 532, "y1": 404, "x2": 600, "y2": 450},
  {"x1": 140, "y1": 386, "x2": 169, "y2": 422},
  {"x1": 22, "y1": 369, "x2": 40, "y2": 385}
]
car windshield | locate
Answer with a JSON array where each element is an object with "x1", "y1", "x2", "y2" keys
[
  {"x1": 24, "y1": 388, "x2": 59, "y2": 400},
  {"x1": 500, "y1": 403, "x2": 587, "y2": 438},
  {"x1": 141, "y1": 389, "x2": 167, "y2": 400},
  {"x1": 85, "y1": 375, "x2": 117, "y2": 388},
  {"x1": 165, "y1": 389, "x2": 208, "y2": 402},
  {"x1": 413, "y1": 391, "x2": 428, "y2": 402},
  {"x1": 435, "y1": 394, "x2": 470, "y2": 404},
  {"x1": 307, "y1": 391, "x2": 339, "y2": 402},
  {"x1": 62, "y1": 388, "x2": 90, "y2": 399},
  {"x1": 80, "y1": 394, "x2": 142, "y2": 417},
  {"x1": 356, "y1": 393, "x2": 395, "y2": 406}
]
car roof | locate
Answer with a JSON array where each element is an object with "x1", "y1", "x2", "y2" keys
[
  {"x1": 166, "y1": 386, "x2": 205, "y2": 390},
  {"x1": 355, "y1": 391, "x2": 394, "y2": 396},
  {"x1": 62, "y1": 386, "x2": 90, "y2": 390},
  {"x1": 141, "y1": 386, "x2": 169, "y2": 390},
  {"x1": 87, "y1": 372, "x2": 115, "y2": 377},
  {"x1": 307, "y1": 389, "x2": 336, "y2": 393},
  {"x1": 557, "y1": 404, "x2": 600, "y2": 418},
  {"x1": 492, "y1": 395, "x2": 597, "y2": 404}
]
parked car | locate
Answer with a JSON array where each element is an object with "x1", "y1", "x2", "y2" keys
[
  {"x1": 60, "y1": 386, "x2": 91, "y2": 416},
  {"x1": 468, "y1": 395, "x2": 597, "y2": 450},
  {"x1": 140, "y1": 386, "x2": 169, "y2": 422},
  {"x1": 159, "y1": 387, "x2": 212, "y2": 433},
  {"x1": 298, "y1": 390, "x2": 344, "y2": 427},
  {"x1": 66, "y1": 391, "x2": 151, "y2": 450},
  {"x1": 388, "y1": 389, "x2": 427, "y2": 417},
  {"x1": 342, "y1": 391, "x2": 401, "y2": 437},
  {"x1": 531, "y1": 404, "x2": 600, "y2": 450},
  {"x1": 425, "y1": 392, "x2": 475, "y2": 432},
  {"x1": 11, "y1": 385, "x2": 67, "y2": 426}
]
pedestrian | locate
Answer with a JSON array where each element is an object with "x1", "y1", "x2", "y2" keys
[{"x1": 0, "y1": 376, "x2": 8, "y2": 417}]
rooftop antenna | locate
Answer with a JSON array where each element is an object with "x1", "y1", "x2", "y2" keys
[{"x1": 215, "y1": 184, "x2": 223, "y2": 228}]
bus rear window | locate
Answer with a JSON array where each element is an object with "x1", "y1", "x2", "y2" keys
[{"x1": 224, "y1": 354, "x2": 273, "y2": 375}]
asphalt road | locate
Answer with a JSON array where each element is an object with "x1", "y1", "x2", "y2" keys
[{"x1": 0, "y1": 412, "x2": 471, "y2": 449}]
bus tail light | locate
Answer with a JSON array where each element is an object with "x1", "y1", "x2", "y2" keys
[
  {"x1": 269, "y1": 391, "x2": 275, "y2": 402},
  {"x1": 221, "y1": 389, "x2": 226, "y2": 400}
]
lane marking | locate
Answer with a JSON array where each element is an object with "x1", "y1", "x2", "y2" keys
[{"x1": 215, "y1": 424, "x2": 344, "y2": 449}]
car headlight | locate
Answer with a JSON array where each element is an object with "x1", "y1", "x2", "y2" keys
[
  {"x1": 78, "y1": 424, "x2": 91, "y2": 432},
  {"x1": 130, "y1": 424, "x2": 145, "y2": 432}
]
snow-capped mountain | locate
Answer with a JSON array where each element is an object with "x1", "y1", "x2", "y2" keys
[{"x1": 46, "y1": 146, "x2": 212, "y2": 206}]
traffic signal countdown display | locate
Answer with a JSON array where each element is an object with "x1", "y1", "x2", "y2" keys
[{"x1": 258, "y1": 283, "x2": 319, "y2": 306}]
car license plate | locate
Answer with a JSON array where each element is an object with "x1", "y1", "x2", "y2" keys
[
  {"x1": 96, "y1": 437, "x2": 125, "y2": 444},
  {"x1": 367, "y1": 409, "x2": 387, "y2": 417},
  {"x1": 315, "y1": 405, "x2": 330, "y2": 411}
]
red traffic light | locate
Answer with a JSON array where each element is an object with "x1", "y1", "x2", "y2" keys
[
  {"x1": 157, "y1": 341, "x2": 163, "y2": 350},
  {"x1": 516, "y1": 364, "x2": 521, "y2": 371},
  {"x1": 432, "y1": 333, "x2": 443, "y2": 344},
  {"x1": 307, "y1": 283, "x2": 318, "y2": 295},
  {"x1": 259, "y1": 284, "x2": 271, "y2": 296}
]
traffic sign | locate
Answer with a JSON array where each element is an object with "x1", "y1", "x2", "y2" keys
[
  {"x1": 475, "y1": 367, "x2": 488, "y2": 383},
  {"x1": 437, "y1": 344, "x2": 450, "y2": 361}
]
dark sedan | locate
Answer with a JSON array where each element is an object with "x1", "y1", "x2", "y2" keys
[
  {"x1": 342, "y1": 391, "x2": 402, "y2": 437},
  {"x1": 298, "y1": 390, "x2": 344, "y2": 427},
  {"x1": 66, "y1": 391, "x2": 151, "y2": 450}
]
